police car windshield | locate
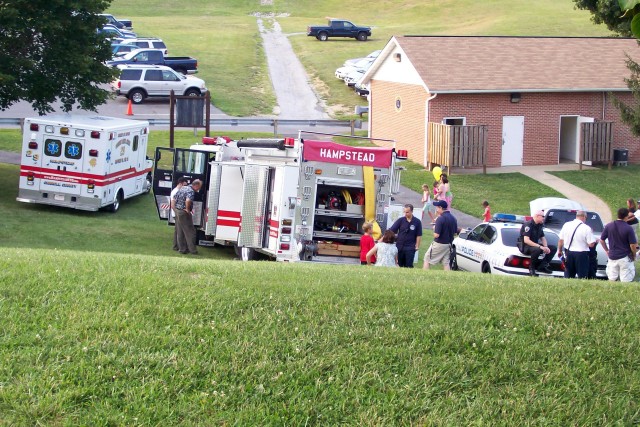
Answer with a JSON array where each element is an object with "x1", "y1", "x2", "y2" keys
[
  {"x1": 544, "y1": 210, "x2": 604, "y2": 233},
  {"x1": 501, "y1": 228, "x2": 559, "y2": 247}
]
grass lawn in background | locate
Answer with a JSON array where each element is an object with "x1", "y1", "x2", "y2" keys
[
  {"x1": 1, "y1": 248, "x2": 639, "y2": 425},
  {"x1": 549, "y1": 164, "x2": 640, "y2": 218},
  {"x1": 106, "y1": 0, "x2": 611, "y2": 117}
]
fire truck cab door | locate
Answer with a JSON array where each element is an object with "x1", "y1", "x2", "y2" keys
[
  {"x1": 238, "y1": 165, "x2": 271, "y2": 248},
  {"x1": 152, "y1": 147, "x2": 175, "y2": 220},
  {"x1": 173, "y1": 148, "x2": 213, "y2": 229},
  {"x1": 40, "y1": 136, "x2": 84, "y2": 196}
]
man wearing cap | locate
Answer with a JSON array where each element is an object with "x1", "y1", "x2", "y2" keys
[
  {"x1": 556, "y1": 210, "x2": 596, "y2": 279},
  {"x1": 519, "y1": 210, "x2": 556, "y2": 276},
  {"x1": 389, "y1": 204, "x2": 422, "y2": 267},
  {"x1": 424, "y1": 200, "x2": 459, "y2": 270}
]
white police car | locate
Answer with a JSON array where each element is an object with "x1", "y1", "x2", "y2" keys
[{"x1": 451, "y1": 214, "x2": 565, "y2": 277}]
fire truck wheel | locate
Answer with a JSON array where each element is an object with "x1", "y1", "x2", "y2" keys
[
  {"x1": 108, "y1": 191, "x2": 123, "y2": 213},
  {"x1": 234, "y1": 245, "x2": 256, "y2": 261}
]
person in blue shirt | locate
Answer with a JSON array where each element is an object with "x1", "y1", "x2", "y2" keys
[{"x1": 389, "y1": 204, "x2": 422, "y2": 267}]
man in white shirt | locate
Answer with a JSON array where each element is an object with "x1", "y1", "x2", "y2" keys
[
  {"x1": 170, "y1": 177, "x2": 187, "y2": 251},
  {"x1": 557, "y1": 210, "x2": 596, "y2": 279}
]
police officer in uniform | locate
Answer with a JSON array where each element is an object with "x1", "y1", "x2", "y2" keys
[{"x1": 519, "y1": 210, "x2": 557, "y2": 276}]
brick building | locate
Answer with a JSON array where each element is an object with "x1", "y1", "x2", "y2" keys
[{"x1": 360, "y1": 36, "x2": 640, "y2": 167}]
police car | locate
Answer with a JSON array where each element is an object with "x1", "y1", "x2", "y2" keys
[{"x1": 451, "y1": 214, "x2": 565, "y2": 277}]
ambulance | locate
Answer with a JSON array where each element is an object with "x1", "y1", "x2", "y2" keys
[
  {"x1": 152, "y1": 133, "x2": 406, "y2": 263},
  {"x1": 17, "y1": 115, "x2": 153, "y2": 212}
]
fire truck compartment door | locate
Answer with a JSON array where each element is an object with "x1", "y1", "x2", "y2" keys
[
  {"x1": 204, "y1": 163, "x2": 222, "y2": 236},
  {"x1": 238, "y1": 165, "x2": 270, "y2": 248},
  {"x1": 152, "y1": 147, "x2": 175, "y2": 220},
  {"x1": 39, "y1": 136, "x2": 85, "y2": 196}
]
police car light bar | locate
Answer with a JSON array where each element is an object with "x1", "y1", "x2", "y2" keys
[{"x1": 492, "y1": 213, "x2": 532, "y2": 223}]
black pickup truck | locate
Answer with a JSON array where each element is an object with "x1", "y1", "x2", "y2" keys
[
  {"x1": 307, "y1": 19, "x2": 371, "y2": 41},
  {"x1": 106, "y1": 49, "x2": 198, "y2": 74}
]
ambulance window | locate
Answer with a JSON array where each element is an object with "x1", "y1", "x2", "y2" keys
[
  {"x1": 133, "y1": 135, "x2": 139, "y2": 151},
  {"x1": 44, "y1": 139, "x2": 62, "y2": 157},
  {"x1": 64, "y1": 141, "x2": 82, "y2": 160}
]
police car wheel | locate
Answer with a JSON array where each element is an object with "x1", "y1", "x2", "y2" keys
[
  {"x1": 449, "y1": 246, "x2": 459, "y2": 270},
  {"x1": 481, "y1": 262, "x2": 491, "y2": 274}
]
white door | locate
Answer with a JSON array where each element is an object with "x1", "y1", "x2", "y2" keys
[
  {"x1": 501, "y1": 116, "x2": 524, "y2": 166},
  {"x1": 577, "y1": 116, "x2": 595, "y2": 164}
]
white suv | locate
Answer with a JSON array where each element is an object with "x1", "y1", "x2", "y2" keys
[
  {"x1": 112, "y1": 65, "x2": 208, "y2": 104},
  {"x1": 120, "y1": 38, "x2": 168, "y2": 56}
]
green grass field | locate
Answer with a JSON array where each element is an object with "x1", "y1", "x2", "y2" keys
[
  {"x1": 107, "y1": 0, "x2": 611, "y2": 117},
  {"x1": 2, "y1": 249, "x2": 639, "y2": 425}
]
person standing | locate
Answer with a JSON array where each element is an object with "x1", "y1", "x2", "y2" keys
[
  {"x1": 482, "y1": 200, "x2": 491, "y2": 222},
  {"x1": 389, "y1": 204, "x2": 422, "y2": 268},
  {"x1": 423, "y1": 200, "x2": 459, "y2": 270},
  {"x1": 170, "y1": 177, "x2": 187, "y2": 251},
  {"x1": 366, "y1": 230, "x2": 398, "y2": 267},
  {"x1": 174, "y1": 179, "x2": 203, "y2": 255},
  {"x1": 519, "y1": 210, "x2": 556, "y2": 276},
  {"x1": 556, "y1": 210, "x2": 596, "y2": 279},
  {"x1": 359, "y1": 222, "x2": 376, "y2": 265},
  {"x1": 421, "y1": 184, "x2": 435, "y2": 225},
  {"x1": 600, "y1": 208, "x2": 638, "y2": 282}
]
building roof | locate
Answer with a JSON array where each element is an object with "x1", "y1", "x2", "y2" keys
[{"x1": 367, "y1": 36, "x2": 640, "y2": 93}]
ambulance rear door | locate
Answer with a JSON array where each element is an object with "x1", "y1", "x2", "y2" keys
[{"x1": 38, "y1": 133, "x2": 85, "y2": 199}]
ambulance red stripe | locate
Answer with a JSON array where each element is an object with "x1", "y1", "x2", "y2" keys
[{"x1": 20, "y1": 166, "x2": 151, "y2": 186}]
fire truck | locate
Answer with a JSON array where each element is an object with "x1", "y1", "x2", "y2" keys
[
  {"x1": 17, "y1": 115, "x2": 152, "y2": 212},
  {"x1": 152, "y1": 133, "x2": 406, "y2": 263}
]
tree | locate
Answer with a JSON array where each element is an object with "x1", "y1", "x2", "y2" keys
[
  {"x1": 0, "y1": 0, "x2": 118, "y2": 115},
  {"x1": 574, "y1": 0, "x2": 633, "y2": 36}
]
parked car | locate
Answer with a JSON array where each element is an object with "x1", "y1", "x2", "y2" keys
[
  {"x1": 120, "y1": 38, "x2": 168, "y2": 56},
  {"x1": 98, "y1": 26, "x2": 135, "y2": 42},
  {"x1": 103, "y1": 24, "x2": 136, "y2": 38},
  {"x1": 452, "y1": 214, "x2": 565, "y2": 277},
  {"x1": 111, "y1": 43, "x2": 139, "y2": 58},
  {"x1": 106, "y1": 49, "x2": 198, "y2": 75},
  {"x1": 530, "y1": 197, "x2": 608, "y2": 278},
  {"x1": 354, "y1": 82, "x2": 369, "y2": 97},
  {"x1": 307, "y1": 19, "x2": 371, "y2": 41},
  {"x1": 98, "y1": 13, "x2": 133, "y2": 30},
  {"x1": 344, "y1": 50, "x2": 381, "y2": 68},
  {"x1": 112, "y1": 64, "x2": 208, "y2": 104},
  {"x1": 335, "y1": 57, "x2": 374, "y2": 80}
]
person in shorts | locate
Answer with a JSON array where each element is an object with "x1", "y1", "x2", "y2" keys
[
  {"x1": 600, "y1": 207, "x2": 638, "y2": 282},
  {"x1": 424, "y1": 200, "x2": 459, "y2": 271}
]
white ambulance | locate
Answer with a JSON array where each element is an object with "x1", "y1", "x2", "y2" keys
[
  {"x1": 17, "y1": 115, "x2": 153, "y2": 212},
  {"x1": 152, "y1": 133, "x2": 406, "y2": 263}
]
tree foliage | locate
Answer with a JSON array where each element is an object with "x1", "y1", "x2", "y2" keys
[
  {"x1": 574, "y1": 0, "x2": 633, "y2": 36},
  {"x1": 0, "y1": 0, "x2": 117, "y2": 115}
]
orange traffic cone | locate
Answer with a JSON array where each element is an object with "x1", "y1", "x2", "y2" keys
[{"x1": 126, "y1": 99, "x2": 133, "y2": 116}]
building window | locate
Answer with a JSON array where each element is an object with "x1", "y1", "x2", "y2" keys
[{"x1": 443, "y1": 117, "x2": 466, "y2": 125}]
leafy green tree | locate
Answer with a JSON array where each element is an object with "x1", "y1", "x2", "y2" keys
[
  {"x1": 0, "y1": 0, "x2": 117, "y2": 115},
  {"x1": 574, "y1": 0, "x2": 632, "y2": 36}
]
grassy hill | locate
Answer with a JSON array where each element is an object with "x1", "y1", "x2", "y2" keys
[
  {"x1": 1, "y1": 248, "x2": 639, "y2": 425},
  {"x1": 107, "y1": 0, "x2": 611, "y2": 117}
]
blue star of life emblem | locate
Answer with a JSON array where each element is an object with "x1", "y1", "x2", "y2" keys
[
  {"x1": 47, "y1": 141, "x2": 59, "y2": 155},
  {"x1": 106, "y1": 150, "x2": 111, "y2": 162},
  {"x1": 67, "y1": 144, "x2": 80, "y2": 157}
]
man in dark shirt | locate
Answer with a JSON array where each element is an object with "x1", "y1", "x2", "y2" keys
[
  {"x1": 174, "y1": 179, "x2": 202, "y2": 255},
  {"x1": 600, "y1": 208, "x2": 638, "y2": 282},
  {"x1": 424, "y1": 200, "x2": 459, "y2": 270},
  {"x1": 519, "y1": 210, "x2": 556, "y2": 276},
  {"x1": 389, "y1": 204, "x2": 422, "y2": 267}
]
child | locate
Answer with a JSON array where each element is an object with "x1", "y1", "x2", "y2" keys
[
  {"x1": 482, "y1": 200, "x2": 491, "y2": 222},
  {"x1": 421, "y1": 184, "x2": 435, "y2": 225},
  {"x1": 360, "y1": 222, "x2": 376, "y2": 265}
]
